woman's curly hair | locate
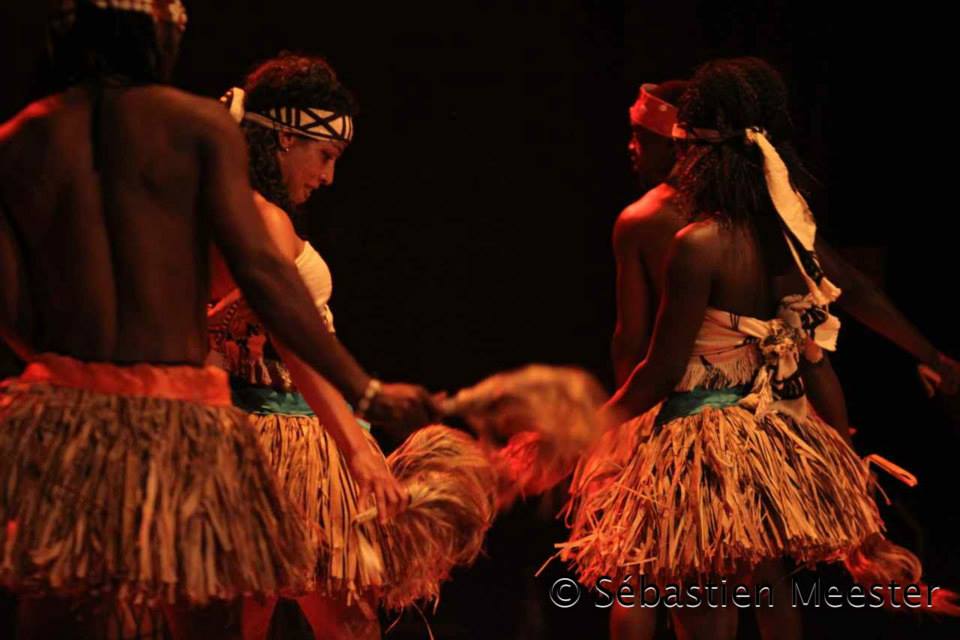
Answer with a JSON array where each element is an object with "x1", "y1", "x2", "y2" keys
[
  {"x1": 671, "y1": 57, "x2": 813, "y2": 230},
  {"x1": 241, "y1": 53, "x2": 357, "y2": 214}
]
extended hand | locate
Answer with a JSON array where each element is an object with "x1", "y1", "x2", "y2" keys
[
  {"x1": 598, "y1": 394, "x2": 631, "y2": 433},
  {"x1": 918, "y1": 352, "x2": 960, "y2": 397},
  {"x1": 347, "y1": 448, "x2": 409, "y2": 525},
  {"x1": 365, "y1": 382, "x2": 441, "y2": 435}
]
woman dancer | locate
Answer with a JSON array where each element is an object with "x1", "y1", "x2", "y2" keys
[
  {"x1": 560, "y1": 57, "x2": 948, "y2": 640},
  {"x1": 208, "y1": 54, "x2": 452, "y2": 639}
]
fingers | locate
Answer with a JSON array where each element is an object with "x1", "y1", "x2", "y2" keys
[
  {"x1": 917, "y1": 364, "x2": 938, "y2": 398},
  {"x1": 354, "y1": 477, "x2": 373, "y2": 515},
  {"x1": 374, "y1": 483, "x2": 388, "y2": 526},
  {"x1": 385, "y1": 480, "x2": 406, "y2": 521},
  {"x1": 371, "y1": 383, "x2": 446, "y2": 432},
  {"x1": 403, "y1": 386, "x2": 442, "y2": 426},
  {"x1": 398, "y1": 390, "x2": 430, "y2": 429},
  {"x1": 370, "y1": 476, "x2": 407, "y2": 524}
]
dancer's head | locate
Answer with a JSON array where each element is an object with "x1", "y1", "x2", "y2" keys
[
  {"x1": 672, "y1": 57, "x2": 808, "y2": 228},
  {"x1": 47, "y1": 0, "x2": 187, "y2": 86},
  {"x1": 628, "y1": 80, "x2": 688, "y2": 188},
  {"x1": 238, "y1": 54, "x2": 357, "y2": 212}
]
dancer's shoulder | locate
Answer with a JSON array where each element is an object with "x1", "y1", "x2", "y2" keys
[
  {"x1": 669, "y1": 220, "x2": 723, "y2": 271},
  {"x1": 0, "y1": 94, "x2": 80, "y2": 181},
  {"x1": 252, "y1": 193, "x2": 300, "y2": 259},
  {"x1": 614, "y1": 183, "x2": 682, "y2": 250},
  {"x1": 0, "y1": 94, "x2": 64, "y2": 146},
  {"x1": 117, "y1": 87, "x2": 239, "y2": 144}
]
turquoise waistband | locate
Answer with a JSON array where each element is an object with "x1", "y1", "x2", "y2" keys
[
  {"x1": 230, "y1": 381, "x2": 371, "y2": 431},
  {"x1": 654, "y1": 385, "x2": 751, "y2": 426}
]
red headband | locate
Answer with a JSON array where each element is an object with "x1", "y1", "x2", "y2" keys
[{"x1": 629, "y1": 84, "x2": 678, "y2": 138}]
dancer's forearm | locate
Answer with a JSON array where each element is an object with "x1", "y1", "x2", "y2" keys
[
  {"x1": 817, "y1": 241, "x2": 939, "y2": 365},
  {"x1": 800, "y1": 354, "x2": 852, "y2": 445},
  {"x1": 273, "y1": 340, "x2": 372, "y2": 460}
]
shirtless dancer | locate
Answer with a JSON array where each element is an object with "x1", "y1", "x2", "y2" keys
[{"x1": 0, "y1": 2, "x2": 423, "y2": 638}]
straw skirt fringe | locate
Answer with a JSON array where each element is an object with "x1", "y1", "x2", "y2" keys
[
  {"x1": 252, "y1": 418, "x2": 499, "y2": 612},
  {"x1": 0, "y1": 383, "x2": 315, "y2": 605},
  {"x1": 249, "y1": 413, "x2": 392, "y2": 602},
  {"x1": 558, "y1": 402, "x2": 885, "y2": 586}
]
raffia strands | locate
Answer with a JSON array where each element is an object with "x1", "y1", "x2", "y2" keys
[
  {"x1": 250, "y1": 414, "x2": 390, "y2": 603},
  {"x1": 0, "y1": 383, "x2": 315, "y2": 606},
  {"x1": 563, "y1": 408, "x2": 660, "y2": 524},
  {"x1": 845, "y1": 536, "x2": 960, "y2": 615},
  {"x1": 557, "y1": 404, "x2": 887, "y2": 588},
  {"x1": 371, "y1": 426, "x2": 497, "y2": 611},
  {"x1": 442, "y1": 364, "x2": 608, "y2": 483}
]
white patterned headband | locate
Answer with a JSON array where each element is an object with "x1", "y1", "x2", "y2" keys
[
  {"x1": 50, "y1": 0, "x2": 188, "y2": 35},
  {"x1": 221, "y1": 87, "x2": 354, "y2": 145}
]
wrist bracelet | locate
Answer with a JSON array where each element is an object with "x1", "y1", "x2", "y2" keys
[{"x1": 355, "y1": 378, "x2": 382, "y2": 419}]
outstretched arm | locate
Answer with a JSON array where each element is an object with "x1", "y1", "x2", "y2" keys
[{"x1": 817, "y1": 238, "x2": 958, "y2": 394}]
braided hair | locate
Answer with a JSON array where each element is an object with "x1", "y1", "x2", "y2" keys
[
  {"x1": 671, "y1": 57, "x2": 812, "y2": 230},
  {"x1": 241, "y1": 53, "x2": 357, "y2": 214}
]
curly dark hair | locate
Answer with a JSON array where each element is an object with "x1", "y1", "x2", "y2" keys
[
  {"x1": 671, "y1": 57, "x2": 812, "y2": 230},
  {"x1": 240, "y1": 53, "x2": 357, "y2": 214}
]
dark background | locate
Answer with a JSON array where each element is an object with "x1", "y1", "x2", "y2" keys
[{"x1": 1, "y1": 1, "x2": 958, "y2": 638}]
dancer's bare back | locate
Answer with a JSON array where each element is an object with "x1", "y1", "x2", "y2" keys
[{"x1": 0, "y1": 84, "x2": 256, "y2": 364}]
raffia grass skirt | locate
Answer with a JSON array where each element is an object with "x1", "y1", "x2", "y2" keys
[
  {"x1": 253, "y1": 414, "x2": 501, "y2": 613},
  {"x1": 0, "y1": 356, "x2": 315, "y2": 607},
  {"x1": 558, "y1": 400, "x2": 886, "y2": 587},
  {"x1": 249, "y1": 412, "x2": 391, "y2": 602}
]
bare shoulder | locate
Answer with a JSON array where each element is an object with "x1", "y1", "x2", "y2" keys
[
  {"x1": 613, "y1": 183, "x2": 682, "y2": 251},
  {"x1": 669, "y1": 219, "x2": 723, "y2": 273},
  {"x1": 0, "y1": 95, "x2": 78, "y2": 183},
  {"x1": 128, "y1": 86, "x2": 241, "y2": 144},
  {"x1": 166, "y1": 88, "x2": 232, "y2": 126},
  {"x1": 253, "y1": 193, "x2": 302, "y2": 260},
  {"x1": 0, "y1": 94, "x2": 63, "y2": 151},
  {"x1": 254, "y1": 193, "x2": 294, "y2": 230}
]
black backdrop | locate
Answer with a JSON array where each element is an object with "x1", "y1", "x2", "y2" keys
[{"x1": 2, "y1": 2, "x2": 958, "y2": 638}]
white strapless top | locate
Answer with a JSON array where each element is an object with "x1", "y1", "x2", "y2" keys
[
  {"x1": 676, "y1": 293, "x2": 841, "y2": 421},
  {"x1": 295, "y1": 241, "x2": 335, "y2": 332}
]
